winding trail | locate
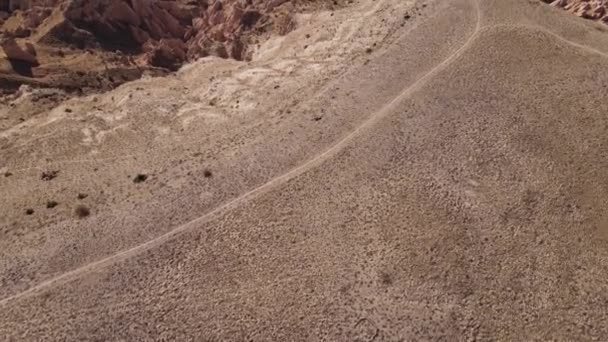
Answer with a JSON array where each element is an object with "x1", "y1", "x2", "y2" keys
[{"x1": 0, "y1": 0, "x2": 483, "y2": 306}]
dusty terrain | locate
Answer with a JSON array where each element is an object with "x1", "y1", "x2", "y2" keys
[{"x1": 1, "y1": 0, "x2": 608, "y2": 340}]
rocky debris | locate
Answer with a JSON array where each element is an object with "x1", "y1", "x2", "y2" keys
[
  {"x1": 140, "y1": 38, "x2": 188, "y2": 71},
  {"x1": 185, "y1": 0, "x2": 292, "y2": 61},
  {"x1": 543, "y1": 0, "x2": 608, "y2": 23}
]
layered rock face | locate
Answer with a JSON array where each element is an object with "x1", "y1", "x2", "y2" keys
[
  {"x1": 62, "y1": 0, "x2": 293, "y2": 67},
  {"x1": 543, "y1": 0, "x2": 608, "y2": 23}
]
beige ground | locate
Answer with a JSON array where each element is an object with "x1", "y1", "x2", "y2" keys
[{"x1": 1, "y1": 0, "x2": 608, "y2": 340}]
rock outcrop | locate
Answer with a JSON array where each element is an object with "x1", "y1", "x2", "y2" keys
[
  {"x1": 543, "y1": 0, "x2": 608, "y2": 23},
  {"x1": 0, "y1": 0, "x2": 344, "y2": 94},
  {"x1": 2, "y1": 0, "x2": 301, "y2": 69},
  {"x1": 1, "y1": 37, "x2": 37, "y2": 64}
]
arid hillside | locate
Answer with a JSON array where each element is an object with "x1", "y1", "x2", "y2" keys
[{"x1": 1, "y1": 0, "x2": 608, "y2": 340}]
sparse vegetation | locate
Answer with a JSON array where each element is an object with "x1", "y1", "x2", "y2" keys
[
  {"x1": 203, "y1": 169, "x2": 213, "y2": 178},
  {"x1": 77, "y1": 193, "x2": 88, "y2": 200},
  {"x1": 41, "y1": 170, "x2": 59, "y2": 181},
  {"x1": 379, "y1": 272, "x2": 392, "y2": 286},
  {"x1": 133, "y1": 174, "x2": 148, "y2": 183},
  {"x1": 46, "y1": 200, "x2": 58, "y2": 209},
  {"x1": 74, "y1": 205, "x2": 90, "y2": 218},
  {"x1": 25, "y1": 208, "x2": 34, "y2": 215}
]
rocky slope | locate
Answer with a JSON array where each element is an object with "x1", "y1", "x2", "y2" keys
[{"x1": 0, "y1": 0, "x2": 343, "y2": 94}]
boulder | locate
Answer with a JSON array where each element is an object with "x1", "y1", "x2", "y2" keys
[
  {"x1": 1, "y1": 37, "x2": 38, "y2": 65},
  {"x1": 141, "y1": 38, "x2": 187, "y2": 70}
]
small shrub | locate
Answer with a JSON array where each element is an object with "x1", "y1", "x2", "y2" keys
[
  {"x1": 74, "y1": 205, "x2": 90, "y2": 218},
  {"x1": 379, "y1": 272, "x2": 392, "y2": 286},
  {"x1": 41, "y1": 170, "x2": 59, "y2": 181},
  {"x1": 133, "y1": 174, "x2": 148, "y2": 183}
]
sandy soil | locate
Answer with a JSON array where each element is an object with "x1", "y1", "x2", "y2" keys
[{"x1": 1, "y1": 0, "x2": 608, "y2": 340}]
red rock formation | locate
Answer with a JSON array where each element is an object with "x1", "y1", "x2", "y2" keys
[
  {"x1": 63, "y1": 0, "x2": 195, "y2": 49},
  {"x1": 544, "y1": 0, "x2": 608, "y2": 23},
  {"x1": 2, "y1": 0, "x2": 299, "y2": 68},
  {"x1": 1, "y1": 0, "x2": 343, "y2": 93}
]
